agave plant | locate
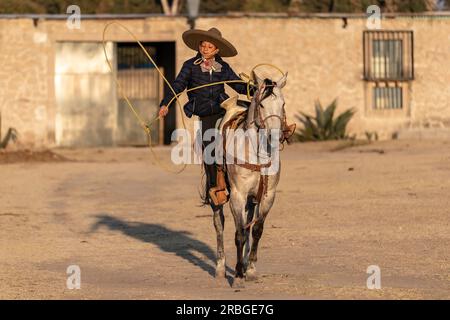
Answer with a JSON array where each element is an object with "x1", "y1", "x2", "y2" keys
[
  {"x1": 0, "y1": 111, "x2": 17, "y2": 149},
  {"x1": 0, "y1": 128, "x2": 17, "y2": 149},
  {"x1": 294, "y1": 99, "x2": 355, "y2": 142}
]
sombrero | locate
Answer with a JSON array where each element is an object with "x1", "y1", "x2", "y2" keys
[{"x1": 182, "y1": 27, "x2": 238, "y2": 57}]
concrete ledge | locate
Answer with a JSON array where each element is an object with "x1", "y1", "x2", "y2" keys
[{"x1": 396, "y1": 128, "x2": 450, "y2": 140}]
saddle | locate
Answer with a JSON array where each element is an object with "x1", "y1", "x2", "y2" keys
[
  {"x1": 208, "y1": 96, "x2": 247, "y2": 206},
  {"x1": 208, "y1": 95, "x2": 296, "y2": 206}
]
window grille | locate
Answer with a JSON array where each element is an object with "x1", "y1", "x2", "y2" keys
[
  {"x1": 363, "y1": 31, "x2": 414, "y2": 81},
  {"x1": 373, "y1": 84, "x2": 403, "y2": 109}
]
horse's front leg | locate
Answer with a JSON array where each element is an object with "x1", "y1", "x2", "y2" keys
[
  {"x1": 229, "y1": 189, "x2": 248, "y2": 288},
  {"x1": 212, "y1": 205, "x2": 226, "y2": 278},
  {"x1": 246, "y1": 190, "x2": 276, "y2": 281},
  {"x1": 243, "y1": 200, "x2": 256, "y2": 269}
]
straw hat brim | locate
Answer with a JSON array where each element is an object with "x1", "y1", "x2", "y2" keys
[{"x1": 182, "y1": 29, "x2": 238, "y2": 57}]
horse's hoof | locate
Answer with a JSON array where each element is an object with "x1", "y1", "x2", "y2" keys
[
  {"x1": 214, "y1": 275, "x2": 229, "y2": 287},
  {"x1": 232, "y1": 277, "x2": 245, "y2": 289},
  {"x1": 215, "y1": 266, "x2": 226, "y2": 279},
  {"x1": 245, "y1": 269, "x2": 258, "y2": 281}
]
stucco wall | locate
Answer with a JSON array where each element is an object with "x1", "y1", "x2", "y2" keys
[
  {"x1": 201, "y1": 16, "x2": 450, "y2": 139},
  {"x1": 0, "y1": 15, "x2": 449, "y2": 147}
]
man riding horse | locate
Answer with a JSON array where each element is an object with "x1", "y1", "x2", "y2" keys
[{"x1": 159, "y1": 27, "x2": 295, "y2": 287}]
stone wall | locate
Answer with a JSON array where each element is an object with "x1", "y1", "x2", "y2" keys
[
  {"x1": 0, "y1": 14, "x2": 449, "y2": 147},
  {"x1": 0, "y1": 18, "x2": 52, "y2": 147}
]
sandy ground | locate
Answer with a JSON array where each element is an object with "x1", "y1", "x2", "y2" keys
[{"x1": 0, "y1": 139, "x2": 449, "y2": 299}]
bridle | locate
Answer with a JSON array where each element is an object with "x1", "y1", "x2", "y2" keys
[{"x1": 248, "y1": 82, "x2": 287, "y2": 144}]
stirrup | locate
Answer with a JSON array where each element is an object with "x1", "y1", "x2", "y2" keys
[
  {"x1": 208, "y1": 165, "x2": 229, "y2": 206},
  {"x1": 209, "y1": 188, "x2": 229, "y2": 206}
]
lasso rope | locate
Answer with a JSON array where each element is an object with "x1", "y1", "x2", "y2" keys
[{"x1": 102, "y1": 21, "x2": 285, "y2": 174}]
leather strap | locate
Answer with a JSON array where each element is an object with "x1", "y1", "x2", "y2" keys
[{"x1": 222, "y1": 112, "x2": 271, "y2": 203}]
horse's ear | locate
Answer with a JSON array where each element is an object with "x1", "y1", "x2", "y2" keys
[
  {"x1": 277, "y1": 72, "x2": 288, "y2": 89},
  {"x1": 252, "y1": 71, "x2": 264, "y2": 87}
]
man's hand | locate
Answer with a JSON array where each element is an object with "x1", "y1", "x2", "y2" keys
[{"x1": 159, "y1": 105, "x2": 169, "y2": 117}]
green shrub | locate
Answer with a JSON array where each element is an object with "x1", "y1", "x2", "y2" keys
[{"x1": 294, "y1": 99, "x2": 356, "y2": 142}]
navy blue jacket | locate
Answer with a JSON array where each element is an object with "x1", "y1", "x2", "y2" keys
[{"x1": 159, "y1": 52, "x2": 252, "y2": 118}]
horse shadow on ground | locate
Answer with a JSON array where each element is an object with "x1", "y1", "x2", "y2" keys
[{"x1": 88, "y1": 214, "x2": 234, "y2": 283}]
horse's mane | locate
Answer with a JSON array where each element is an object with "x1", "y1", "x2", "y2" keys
[{"x1": 260, "y1": 78, "x2": 277, "y2": 101}]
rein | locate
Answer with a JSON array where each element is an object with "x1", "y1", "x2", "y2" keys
[{"x1": 248, "y1": 83, "x2": 289, "y2": 146}]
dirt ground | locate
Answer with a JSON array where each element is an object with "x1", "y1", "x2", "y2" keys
[{"x1": 0, "y1": 139, "x2": 449, "y2": 299}]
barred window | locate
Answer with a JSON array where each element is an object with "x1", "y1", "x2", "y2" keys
[
  {"x1": 373, "y1": 85, "x2": 403, "y2": 109},
  {"x1": 363, "y1": 31, "x2": 414, "y2": 81}
]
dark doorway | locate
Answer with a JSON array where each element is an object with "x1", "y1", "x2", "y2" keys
[
  {"x1": 116, "y1": 41, "x2": 175, "y2": 146},
  {"x1": 152, "y1": 42, "x2": 176, "y2": 145}
]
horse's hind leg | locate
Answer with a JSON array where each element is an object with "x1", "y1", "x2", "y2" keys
[{"x1": 212, "y1": 205, "x2": 226, "y2": 278}]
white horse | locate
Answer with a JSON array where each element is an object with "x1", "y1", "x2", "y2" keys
[{"x1": 212, "y1": 71, "x2": 288, "y2": 288}]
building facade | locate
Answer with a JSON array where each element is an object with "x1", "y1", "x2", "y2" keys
[{"x1": 0, "y1": 13, "x2": 449, "y2": 147}]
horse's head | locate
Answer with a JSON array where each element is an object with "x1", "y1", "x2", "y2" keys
[{"x1": 251, "y1": 71, "x2": 288, "y2": 140}]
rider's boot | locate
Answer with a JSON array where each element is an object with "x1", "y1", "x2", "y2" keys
[{"x1": 209, "y1": 165, "x2": 229, "y2": 206}]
